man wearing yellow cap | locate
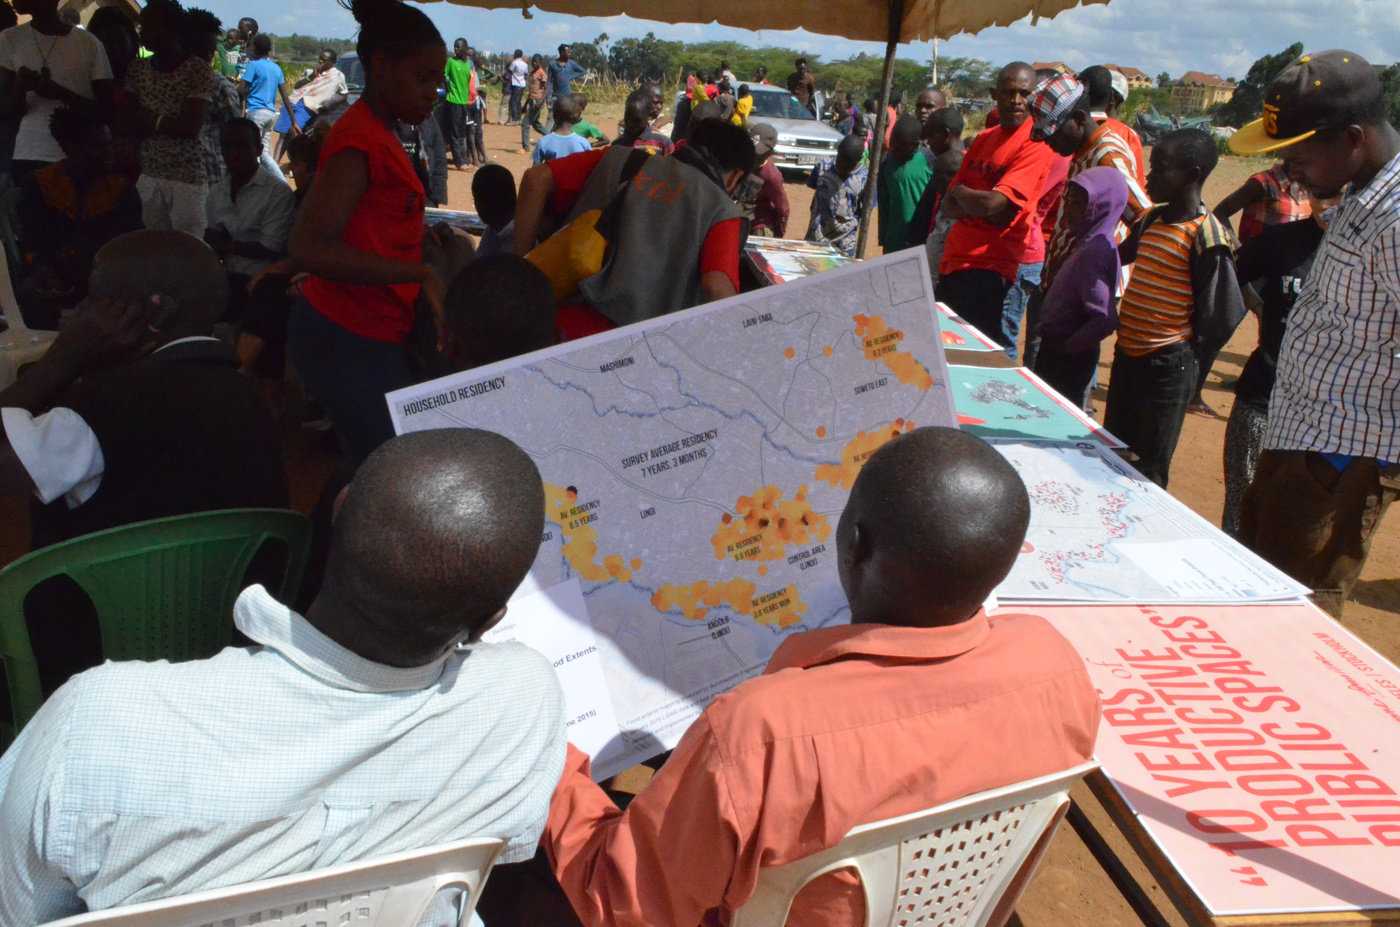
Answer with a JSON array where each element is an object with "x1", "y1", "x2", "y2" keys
[{"x1": 1230, "y1": 50, "x2": 1399, "y2": 617}]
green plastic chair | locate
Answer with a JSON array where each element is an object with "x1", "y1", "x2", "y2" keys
[{"x1": 0, "y1": 508, "x2": 312, "y2": 748}]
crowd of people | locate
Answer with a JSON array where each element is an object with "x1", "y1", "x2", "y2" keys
[{"x1": 0, "y1": 0, "x2": 1395, "y2": 921}]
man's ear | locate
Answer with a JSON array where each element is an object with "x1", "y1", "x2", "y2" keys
[
  {"x1": 466, "y1": 606, "x2": 508, "y2": 643},
  {"x1": 332, "y1": 483, "x2": 351, "y2": 523}
]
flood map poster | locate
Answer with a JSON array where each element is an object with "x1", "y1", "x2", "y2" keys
[{"x1": 388, "y1": 253, "x2": 957, "y2": 777}]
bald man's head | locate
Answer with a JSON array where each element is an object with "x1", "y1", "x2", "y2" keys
[
  {"x1": 837, "y1": 427, "x2": 1029, "y2": 627},
  {"x1": 320, "y1": 429, "x2": 545, "y2": 667},
  {"x1": 90, "y1": 231, "x2": 229, "y2": 340}
]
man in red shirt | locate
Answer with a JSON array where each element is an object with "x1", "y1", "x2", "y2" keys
[
  {"x1": 741, "y1": 122, "x2": 789, "y2": 237},
  {"x1": 937, "y1": 62, "x2": 1058, "y2": 354},
  {"x1": 543, "y1": 427, "x2": 1100, "y2": 927}
]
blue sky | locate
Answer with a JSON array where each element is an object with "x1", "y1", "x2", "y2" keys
[{"x1": 197, "y1": 0, "x2": 1398, "y2": 80}]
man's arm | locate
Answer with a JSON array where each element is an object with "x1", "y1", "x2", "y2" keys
[
  {"x1": 1213, "y1": 177, "x2": 1265, "y2": 226},
  {"x1": 0, "y1": 678, "x2": 87, "y2": 926},
  {"x1": 764, "y1": 167, "x2": 789, "y2": 238},
  {"x1": 546, "y1": 727, "x2": 747, "y2": 927},
  {"x1": 513, "y1": 162, "x2": 554, "y2": 254},
  {"x1": 944, "y1": 185, "x2": 1018, "y2": 227}
]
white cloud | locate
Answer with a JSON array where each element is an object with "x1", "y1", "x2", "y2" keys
[{"x1": 203, "y1": 0, "x2": 1396, "y2": 79}]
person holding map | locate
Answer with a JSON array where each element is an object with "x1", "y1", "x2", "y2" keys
[
  {"x1": 0, "y1": 429, "x2": 567, "y2": 925},
  {"x1": 541, "y1": 427, "x2": 1100, "y2": 927}
]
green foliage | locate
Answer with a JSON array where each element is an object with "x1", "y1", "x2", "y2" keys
[
  {"x1": 267, "y1": 33, "x2": 354, "y2": 81},
  {"x1": 569, "y1": 40, "x2": 607, "y2": 74},
  {"x1": 1381, "y1": 63, "x2": 1400, "y2": 127},
  {"x1": 1213, "y1": 42, "x2": 1304, "y2": 128},
  {"x1": 1122, "y1": 86, "x2": 1175, "y2": 120},
  {"x1": 1157, "y1": 72, "x2": 1171, "y2": 88}
]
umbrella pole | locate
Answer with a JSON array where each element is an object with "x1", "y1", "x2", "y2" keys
[{"x1": 853, "y1": 0, "x2": 905, "y2": 259}]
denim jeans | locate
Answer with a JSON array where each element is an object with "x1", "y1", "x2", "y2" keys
[
  {"x1": 287, "y1": 299, "x2": 416, "y2": 467},
  {"x1": 1103, "y1": 341, "x2": 1198, "y2": 488},
  {"x1": 1000, "y1": 261, "x2": 1041, "y2": 361},
  {"x1": 248, "y1": 107, "x2": 282, "y2": 179},
  {"x1": 509, "y1": 86, "x2": 524, "y2": 122}
]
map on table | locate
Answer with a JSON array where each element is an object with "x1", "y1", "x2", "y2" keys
[
  {"x1": 388, "y1": 252, "x2": 957, "y2": 777},
  {"x1": 950, "y1": 365, "x2": 1124, "y2": 447},
  {"x1": 1040, "y1": 603, "x2": 1400, "y2": 916},
  {"x1": 989, "y1": 441, "x2": 1308, "y2": 604},
  {"x1": 934, "y1": 302, "x2": 1000, "y2": 352},
  {"x1": 747, "y1": 242, "x2": 854, "y2": 284}
]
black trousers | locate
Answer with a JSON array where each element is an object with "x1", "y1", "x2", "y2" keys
[
  {"x1": 1103, "y1": 341, "x2": 1199, "y2": 488},
  {"x1": 442, "y1": 102, "x2": 470, "y2": 168},
  {"x1": 936, "y1": 269, "x2": 1014, "y2": 352},
  {"x1": 508, "y1": 86, "x2": 524, "y2": 121},
  {"x1": 1033, "y1": 344, "x2": 1098, "y2": 412}
]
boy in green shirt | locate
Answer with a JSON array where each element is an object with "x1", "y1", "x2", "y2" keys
[
  {"x1": 570, "y1": 94, "x2": 609, "y2": 147},
  {"x1": 877, "y1": 114, "x2": 935, "y2": 253},
  {"x1": 443, "y1": 38, "x2": 475, "y2": 168}
]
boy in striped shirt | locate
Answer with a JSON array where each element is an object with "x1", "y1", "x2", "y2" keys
[{"x1": 1104, "y1": 129, "x2": 1245, "y2": 488}]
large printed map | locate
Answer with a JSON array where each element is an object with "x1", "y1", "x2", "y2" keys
[
  {"x1": 991, "y1": 441, "x2": 1307, "y2": 604},
  {"x1": 388, "y1": 253, "x2": 956, "y2": 777}
]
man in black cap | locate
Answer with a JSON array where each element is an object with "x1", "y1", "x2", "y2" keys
[
  {"x1": 1230, "y1": 50, "x2": 1400, "y2": 616},
  {"x1": 739, "y1": 122, "x2": 789, "y2": 238}
]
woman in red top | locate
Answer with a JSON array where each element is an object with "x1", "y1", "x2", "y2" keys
[{"x1": 288, "y1": 0, "x2": 446, "y2": 465}]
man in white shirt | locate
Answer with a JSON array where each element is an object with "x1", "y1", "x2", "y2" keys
[
  {"x1": 206, "y1": 119, "x2": 295, "y2": 279},
  {"x1": 0, "y1": 0, "x2": 113, "y2": 181},
  {"x1": 508, "y1": 48, "x2": 528, "y2": 125},
  {"x1": 0, "y1": 426, "x2": 567, "y2": 925}
]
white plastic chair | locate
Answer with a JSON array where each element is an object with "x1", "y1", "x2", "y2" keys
[
  {"x1": 41, "y1": 837, "x2": 506, "y2": 927},
  {"x1": 730, "y1": 762, "x2": 1097, "y2": 927}
]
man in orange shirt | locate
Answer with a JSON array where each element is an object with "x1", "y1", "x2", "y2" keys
[{"x1": 543, "y1": 427, "x2": 1101, "y2": 927}]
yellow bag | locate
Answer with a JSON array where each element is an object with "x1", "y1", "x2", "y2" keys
[
  {"x1": 525, "y1": 208, "x2": 609, "y2": 301},
  {"x1": 525, "y1": 149, "x2": 652, "y2": 301}
]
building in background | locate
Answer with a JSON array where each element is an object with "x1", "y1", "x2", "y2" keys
[
  {"x1": 1105, "y1": 65, "x2": 1153, "y2": 90},
  {"x1": 1031, "y1": 61, "x2": 1074, "y2": 76},
  {"x1": 1172, "y1": 71, "x2": 1237, "y2": 111}
]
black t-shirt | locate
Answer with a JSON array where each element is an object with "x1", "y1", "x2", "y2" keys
[{"x1": 1232, "y1": 218, "x2": 1325, "y2": 410}]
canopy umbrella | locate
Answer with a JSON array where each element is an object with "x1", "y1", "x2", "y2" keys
[{"x1": 425, "y1": 0, "x2": 1109, "y2": 254}]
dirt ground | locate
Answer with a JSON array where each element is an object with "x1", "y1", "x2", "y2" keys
[{"x1": 0, "y1": 121, "x2": 1392, "y2": 925}]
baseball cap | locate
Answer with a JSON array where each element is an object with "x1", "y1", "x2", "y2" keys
[
  {"x1": 1029, "y1": 75, "x2": 1086, "y2": 141},
  {"x1": 1109, "y1": 70, "x2": 1130, "y2": 105},
  {"x1": 750, "y1": 122, "x2": 777, "y2": 158},
  {"x1": 1231, "y1": 50, "x2": 1382, "y2": 155}
]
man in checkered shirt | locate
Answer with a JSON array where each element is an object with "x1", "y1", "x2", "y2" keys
[{"x1": 1230, "y1": 50, "x2": 1400, "y2": 616}]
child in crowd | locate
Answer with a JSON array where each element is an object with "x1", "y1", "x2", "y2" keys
[
  {"x1": 472, "y1": 163, "x2": 516, "y2": 259},
  {"x1": 571, "y1": 94, "x2": 608, "y2": 146},
  {"x1": 1031, "y1": 166, "x2": 1129, "y2": 409},
  {"x1": 613, "y1": 88, "x2": 673, "y2": 156},
  {"x1": 534, "y1": 96, "x2": 593, "y2": 163},
  {"x1": 805, "y1": 133, "x2": 868, "y2": 257},
  {"x1": 1220, "y1": 197, "x2": 1335, "y2": 536},
  {"x1": 1213, "y1": 159, "x2": 1311, "y2": 244},
  {"x1": 876, "y1": 114, "x2": 933, "y2": 254},
  {"x1": 442, "y1": 254, "x2": 557, "y2": 370},
  {"x1": 920, "y1": 106, "x2": 964, "y2": 288},
  {"x1": 1104, "y1": 129, "x2": 1244, "y2": 488},
  {"x1": 731, "y1": 84, "x2": 754, "y2": 127}
]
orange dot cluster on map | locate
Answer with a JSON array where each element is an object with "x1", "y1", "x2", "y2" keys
[{"x1": 852, "y1": 314, "x2": 934, "y2": 390}]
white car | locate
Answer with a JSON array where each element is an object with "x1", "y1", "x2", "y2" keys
[{"x1": 675, "y1": 84, "x2": 844, "y2": 175}]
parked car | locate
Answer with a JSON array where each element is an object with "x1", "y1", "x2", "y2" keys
[{"x1": 673, "y1": 84, "x2": 843, "y2": 175}]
